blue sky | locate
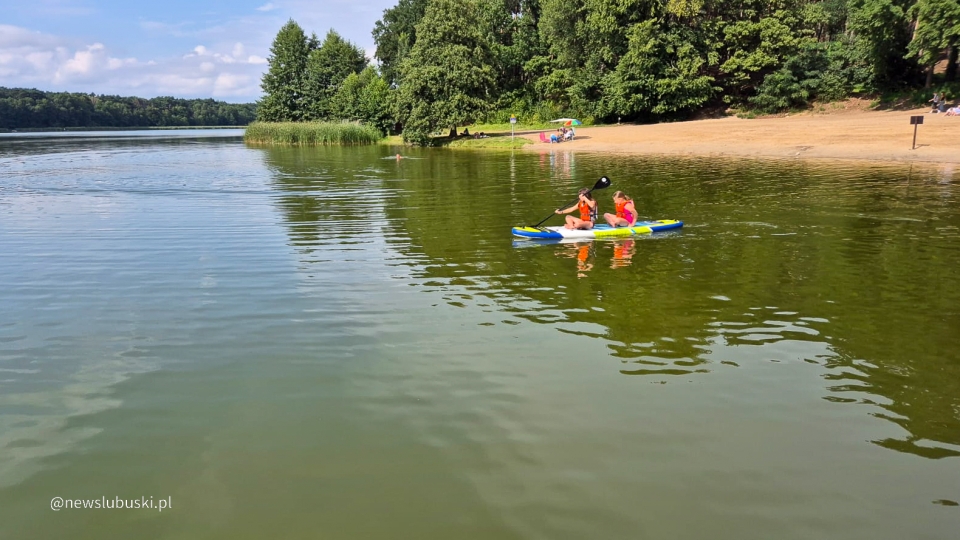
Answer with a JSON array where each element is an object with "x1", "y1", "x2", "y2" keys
[{"x1": 1, "y1": 0, "x2": 397, "y2": 102}]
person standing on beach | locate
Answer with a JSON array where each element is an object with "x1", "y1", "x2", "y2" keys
[{"x1": 931, "y1": 92, "x2": 943, "y2": 113}]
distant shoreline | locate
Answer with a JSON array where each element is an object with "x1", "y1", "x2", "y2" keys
[
  {"x1": 519, "y1": 105, "x2": 960, "y2": 165},
  {"x1": 0, "y1": 126, "x2": 247, "y2": 134}
]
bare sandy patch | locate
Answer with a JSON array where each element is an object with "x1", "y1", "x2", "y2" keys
[{"x1": 521, "y1": 105, "x2": 960, "y2": 164}]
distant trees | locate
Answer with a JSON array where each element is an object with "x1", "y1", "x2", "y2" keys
[{"x1": 0, "y1": 88, "x2": 256, "y2": 129}]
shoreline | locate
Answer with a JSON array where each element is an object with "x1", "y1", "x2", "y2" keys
[{"x1": 518, "y1": 105, "x2": 960, "y2": 165}]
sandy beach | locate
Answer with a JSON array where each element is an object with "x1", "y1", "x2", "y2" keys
[{"x1": 521, "y1": 102, "x2": 960, "y2": 164}]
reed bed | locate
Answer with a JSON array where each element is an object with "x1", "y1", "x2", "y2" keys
[{"x1": 244, "y1": 121, "x2": 384, "y2": 145}]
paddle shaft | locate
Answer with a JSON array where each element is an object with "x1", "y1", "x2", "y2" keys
[
  {"x1": 530, "y1": 176, "x2": 610, "y2": 228},
  {"x1": 532, "y1": 195, "x2": 589, "y2": 227}
]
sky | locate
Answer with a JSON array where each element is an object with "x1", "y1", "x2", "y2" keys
[{"x1": 0, "y1": 0, "x2": 398, "y2": 103}]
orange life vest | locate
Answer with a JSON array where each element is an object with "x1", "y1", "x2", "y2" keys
[{"x1": 578, "y1": 200, "x2": 596, "y2": 222}]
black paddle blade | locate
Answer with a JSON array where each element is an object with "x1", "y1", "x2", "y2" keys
[{"x1": 592, "y1": 176, "x2": 611, "y2": 191}]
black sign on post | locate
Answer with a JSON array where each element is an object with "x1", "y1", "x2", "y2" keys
[{"x1": 910, "y1": 115, "x2": 924, "y2": 149}]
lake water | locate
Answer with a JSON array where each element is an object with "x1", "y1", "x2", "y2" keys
[{"x1": 1, "y1": 130, "x2": 958, "y2": 539}]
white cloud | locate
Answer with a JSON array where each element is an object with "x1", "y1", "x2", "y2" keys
[
  {"x1": 0, "y1": 24, "x2": 266, "y2": 102},
  {"x1": 59, "y1": 43, "x2": 106, "y2": 76},
  {"x1": 256, "y1": 3, "x2": 278, "y2": 11}
]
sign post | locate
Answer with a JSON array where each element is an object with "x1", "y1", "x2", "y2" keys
[
  {"x1": 510, "y1": 115, "x2": 517, "y2": 140},
  {"x1": 910, "y1": 115, "x2": 923, "y2": 150}
]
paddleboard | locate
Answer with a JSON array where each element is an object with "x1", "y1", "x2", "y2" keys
[{"x1": 512, "y1": 220, "x2": 683, "y2": 239}]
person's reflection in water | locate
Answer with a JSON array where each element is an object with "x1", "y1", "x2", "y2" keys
[
  {"x1": 611, "y1": 238, "x2": 635, "y2": 269},
  {"x1": 557, "y1": 241, "x2": 594, "y2": 278}
]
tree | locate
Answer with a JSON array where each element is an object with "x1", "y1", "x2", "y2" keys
[
  {"x1": 847, "y1": 0, "x2": 917, "y2": 89},
  {"x1": 372, "y1": 0, "x2": 430, "y2": 86},
  {"x1": 330, "y1": 67, "x2": 396, "y2": 133},
  {"x1": 907, "y1": 0, "x2": 960, "y2": 87},
  {"x1": 258, "y1": 19, "x2": 311, "y2": 122},
  {"x1": 303, "y1": 30, "x2": 369, "y2": 120},
  {"x1": 476, "y1": 0, "x2": 544, "y2": 105},
  {"x1": 396, "y1": 0, "x2": 496, "y2": 144},
  {"x1": 598, "y1": 20, "x2": 717, "y2": 119}
]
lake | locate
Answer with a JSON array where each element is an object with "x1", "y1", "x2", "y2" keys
[{"x1": 1, "y1": 130, "x2": 958, "y2": 539}]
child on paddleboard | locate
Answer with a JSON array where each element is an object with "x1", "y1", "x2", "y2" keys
[
  {"x1": 604, "y1": 191, "x2": 637, "y2": 227},
  {"x1": 555, "y1": 188, "x2": 597, "y2": 230}
]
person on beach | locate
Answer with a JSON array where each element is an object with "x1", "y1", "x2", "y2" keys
[
  {"x1": 945, "y1": 107, "x2": 960, "y2": 116},
  {"x1": 604, "y1": 191, "x2": 637, "y2": 227},
  {"x1": 930, "y1": 92, "x2": 943, "y2": 113},
  {"x1": 555, "y1": 188, "x2": 597, "y2": 230}
]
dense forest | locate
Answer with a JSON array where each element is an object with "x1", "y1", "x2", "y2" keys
[
  {"x1": 0, "y1": 88, "x2": 257, "y2": 130},
  {"x1": 259, "y1": 0, "x2": 960, "y2": 144}
]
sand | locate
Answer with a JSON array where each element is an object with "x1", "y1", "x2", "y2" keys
[{"x1": 521, "y1": 102, "x2": 960, "y2": 164}]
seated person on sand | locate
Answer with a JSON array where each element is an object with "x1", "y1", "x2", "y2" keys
[
  {"x1": 564, "y1": 129, "x2": 574, "y2": 141},
  {"x1": 930, "y1": 92, "x2": 942, "y2": 113},
  {"x1": 946, "y1": 107, "x2": 960, "y2": 116}
]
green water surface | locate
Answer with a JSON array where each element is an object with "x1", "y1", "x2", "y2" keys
[{"x1": 1, "y1": 132, "x2": 958, "y2": 539}]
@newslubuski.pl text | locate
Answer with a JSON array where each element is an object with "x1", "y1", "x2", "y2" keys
[{"x1": 51, "y1": 496, "x2": 172, "y2": 512}]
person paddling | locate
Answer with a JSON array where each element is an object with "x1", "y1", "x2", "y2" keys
[
  {"x1": 604, "y1": 191, "x2": 637, "y2": 227},
  {"x1": 555, "y1": 188, "x2": 597, "y2": 230}
]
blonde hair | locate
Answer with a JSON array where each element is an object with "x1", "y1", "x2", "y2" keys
[{"x1": 613, "y1": 190, "x2": 630, "y2": 201}]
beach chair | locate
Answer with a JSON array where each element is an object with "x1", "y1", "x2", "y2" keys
[{"x1": 539, "y1": 132, "x2": 548, "y2": 143}]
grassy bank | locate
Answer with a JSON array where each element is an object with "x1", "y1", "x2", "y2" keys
[
  {"x1": 244, "y1": 121, "x2": 383, "y2": 145},
  {"x1": 446, "y1": 135, "x2": 532, "y2": 149}
]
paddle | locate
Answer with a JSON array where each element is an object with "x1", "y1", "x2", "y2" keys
[{"x1": 531, "y1": 176, "x2": 611, "y2": 227}]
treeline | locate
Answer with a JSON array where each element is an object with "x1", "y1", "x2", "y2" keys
[
  {"x1": 0, "y1": 88, "x2": 257, "y2": 129},
  {"x1": 260, "y1": 0, "x2": 960, "y2": 144}
]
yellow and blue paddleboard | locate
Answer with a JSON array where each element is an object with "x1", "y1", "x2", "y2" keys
[{"x1": 511, "y1": 220, "x2": 683, "y2": 239}]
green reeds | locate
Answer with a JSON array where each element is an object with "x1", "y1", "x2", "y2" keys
[{"x1": 244, "y1": 121, "x2": 384, "y2": 145}]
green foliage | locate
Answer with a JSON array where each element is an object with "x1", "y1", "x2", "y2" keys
[
  {"x1": 330, "y1": 67, "x2": 397, "y2": 134},
  {"x1": 0, "y1": 87, "x2": 256, "y2": 129},
  {"x1": 598, "y1": 20, "x2": 717, "y2": 118},
  {"x1": 302, "y1": 30, "x2": 368, "y2": 120},
  {"x1": 907, "y1": 0, "x2": 960, "y2": 69},
  {"x1": 750, "y1": 38, "x2": 877, "y2": 112},
  {"x1": 257, "y1": 0, "x2": 949, "y2": 137},
  {"x1": 720, "y1": 13, "x2": 804, "y2": 101},
  {"x1": 847, "y1": 0, "x2": 916, "y2": 88},
  {"x1": 258, "y1": 20, "x2": 311, "y2": 122},
  {"x1": 373, "y1": 0, "x2": 430, "y2": 85},
  {"x1": 244, "y1": 121, "x2": 384, "y2": 145},
  {"x1": 396, "y1": 0, "x2": 497, "y2": 144}
]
